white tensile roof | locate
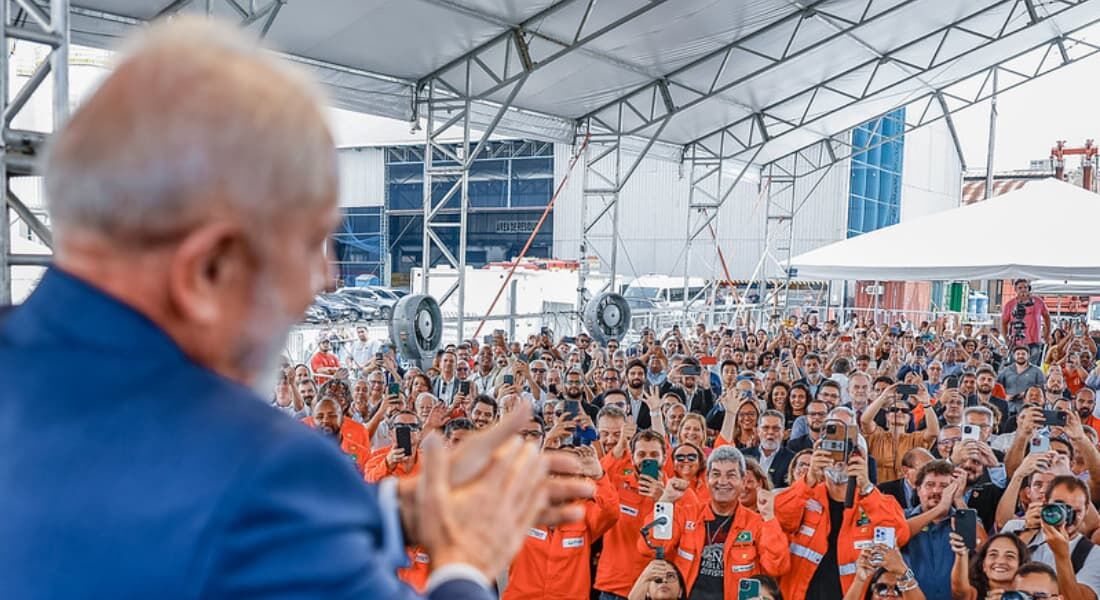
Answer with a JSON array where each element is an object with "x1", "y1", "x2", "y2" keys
[{"x1": 66, "y1": 0, "x2": 1100, "y2": 166}]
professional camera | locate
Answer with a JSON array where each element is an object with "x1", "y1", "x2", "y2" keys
[
  {"x1": 1010, "y1": 300, "x2": 1031, "y2": 344},
  {"x1": 1040, "y1": 501, "x2": 1077, "y2": 527}
]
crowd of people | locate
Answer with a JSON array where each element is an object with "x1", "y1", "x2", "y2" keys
[{"x1": 274, "y1": 280, "x2": 1100, "y2": 600}]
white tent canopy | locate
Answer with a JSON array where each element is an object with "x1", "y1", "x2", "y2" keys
[
  {"x1": 788, "y1": 179, "x2": 1100, "y2": 281},
  {"x1": 1032, "y1": 280, "x2": 1100, "y2": 295}
]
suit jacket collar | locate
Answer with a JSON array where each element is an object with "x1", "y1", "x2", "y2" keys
[{"x1": 2, "y1": 267, "x2": 185, "y2": 360}]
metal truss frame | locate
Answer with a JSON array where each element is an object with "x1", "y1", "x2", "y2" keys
[
  {"x1": 157, "y1": 0, "x2": 287, "y2": 37},
  {"x1": 766, "y1": 22, "x2": 1100, "y2": 180},
  {"x1": 0, "y1": 0, "x2": 68, "y2": 303},
  {"x1": 412, "y1": 0, "x2": 674, "y2": 336},
  {"x1": 673, "y1": 3, "x2": 1100, "y2": 315}
]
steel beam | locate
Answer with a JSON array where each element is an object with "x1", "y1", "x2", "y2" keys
[
  {"x1": 688, "y1": 0, "x2": 1090, "y2": 161},
  {"x1": 761, "y1": 24, "x2": 1100, "y2": 179},
  {"x1": 1, "y1": 0, "x2": 69, "y2": 304}
]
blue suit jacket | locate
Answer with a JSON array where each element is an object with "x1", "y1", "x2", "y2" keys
[{"x1": 0, "y1": 269, "x2": 489, "y2": 599}]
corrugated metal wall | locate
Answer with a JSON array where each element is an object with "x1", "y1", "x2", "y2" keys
[
  {"x1": 337, "y1": 147, "x2": 385, "y2": 207},
  {"x1": 553, "y1": 143, "x2": 852, "y2": 281},
  {"x1": 900, "y1": 120, "x2": 963, "y2": 221}
]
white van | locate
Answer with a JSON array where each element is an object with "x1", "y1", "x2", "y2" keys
[{"x1": 622, "y1": 274, "x2": 711, "y2": 311}]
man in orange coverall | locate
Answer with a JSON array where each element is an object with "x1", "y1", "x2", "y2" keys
[
  {"x1": 502, "y1": 445, "x2": 618, "y2": 599},
  {"x1": 774, "y1": 423, "x2": 909, "y2": 600},
  {"x1": 643, "y1": 445, "x2": 790, "y2": 599}
]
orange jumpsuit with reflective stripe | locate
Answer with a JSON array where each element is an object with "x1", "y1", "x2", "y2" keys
[
  {"x1": 502, "y1": 473, "x2": 619, "y2": 599},
  {"x1": 773, "y1": 479, "x2": 909, "y2": 600},
  {"x1": 648, "y1": 501, "x2": 790, "y2": 598}
]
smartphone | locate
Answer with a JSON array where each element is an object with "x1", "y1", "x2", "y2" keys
[
  {"x1": 374, "y1": 352, "x2": 384, "y2": 361},
  {"x1": 387, "y1": 382, "x2": 401, "y2": 396},
  {"x1": 954, "y1": 509, "x2": 978, "y2": 550},
  {"x1": 896, "y1": 384, "x2": 920, "y2": 396},
  {"x1": 640, "y1": 459, "x2": 661, "y2": 480},
  {"x1": 395, "y1": 425, "x2": 413, "y2": 456},
  {"x1": 482, "y1": 335, "x2": 493, "y2": 344},
  {"x1": 820, "y1": 422, "x2": 852, "y2": 462},
  {"x1": 548, "y1": 383, "x2": 559, "y2": 395},
  {"x1": 738, "y1": 578, "x2": 761, "y2": 600},
  {"x1": 564, "y1": 400, "x2": 581, "y2": 420},
  {"x1": 561, "y1": 336, "x2": 576, "y2": 345},
  {"x1": 503, "y1": 374, "x2": 514, "y2": 385},
  {"x1": 458, "y1": 380, "x2": 471, "y2": 395},
  {"x1": 653, "y1": 502, "x2": 673, "y2": 541},
  {"x1": 1043, "y1": 409, "x2": 1068, "y2": 427},
  {"x1": 681, "y1": 365, "x2": 701, "y2": 376},
  {"x1": 945, "y1": 341, "x2": 956, "y2": 349},
  {"x1": 700, "y1": 356, "x2": 717, "y2": 366},
  {"x1": 1030, "y1": 433, "x2": 1051, "y2": 454},
  {"x1": 961, "y1": 424, "x2": 981, "y2": 442},
  {"x1": 840, "y1": 335, "x2": 853, "y2": 342},
  {"x1": 945, "y1": 375, "x2": 959, "y2": 389},
  {"x1": 873, "y1": 526, "x2": 896, "y2": 549}
]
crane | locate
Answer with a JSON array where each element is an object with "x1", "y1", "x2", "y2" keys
[{"x1": 1051, "y1": 139, "x2": 1097, "y2": 191}]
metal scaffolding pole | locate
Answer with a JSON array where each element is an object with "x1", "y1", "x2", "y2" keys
[
  {"x1": 417, "y1": 54, "x2": 529, "y2": 341},
  {"x1": 0, "y1": 0, "x2": 69, "y2": 304}
]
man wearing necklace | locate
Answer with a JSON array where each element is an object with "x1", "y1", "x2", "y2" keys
[{"x1": 645, "y1": 445, "x2": 791, "y2": 599}]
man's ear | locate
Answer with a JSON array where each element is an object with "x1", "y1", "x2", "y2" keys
[{"x1": 166, "y1": 222, "x2": 253, "y2": 324}]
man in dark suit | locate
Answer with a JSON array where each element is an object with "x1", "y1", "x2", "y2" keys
[
  {"x1": 740, "y1": 410, "x2": 795, "y2": 488},
  {"x1": 877, "y1": 447, "x2": 934, "y2": 512},
  {"x1": 0, "y1": 19, "x2": 589, "y2": 599}
]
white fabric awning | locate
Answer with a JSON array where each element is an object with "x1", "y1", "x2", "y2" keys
[
  {"x1": 1032, "y1": 280, "x2": 1100, "y2": 295},
  {"x1": 788, "y1": 178, "x2": 1100, "y2": 281}
]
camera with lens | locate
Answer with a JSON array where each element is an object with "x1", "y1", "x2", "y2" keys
[
  {"x1": 1002, "y1": 592, "x2": 1035, "y2": 600},
  {"x1": 1040, "y1": 501, "x2": 1077, "y2": 527}
]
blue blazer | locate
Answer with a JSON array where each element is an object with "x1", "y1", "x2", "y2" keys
[{"x1": 0, "y1": 269, "x2": 489, "y2": 599}]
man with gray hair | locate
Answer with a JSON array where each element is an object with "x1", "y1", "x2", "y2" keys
[
  {"x1": 741, "y1": 409, "x2": 796, "y2": 488},
  {"x1": 0, "y1": 17, "x2": 591, "y2": 599},
  {"x1": 651, "y1": 444, "x2": 790, "y2": 599}
]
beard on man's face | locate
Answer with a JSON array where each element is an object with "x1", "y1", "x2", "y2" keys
[{"x1": 239, "y1": 270, "x2": 301, "y2": 397}]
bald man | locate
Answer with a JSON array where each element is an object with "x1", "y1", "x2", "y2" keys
[{"x1": 0, "y1": 18, "x2": 589, "y2": 599}]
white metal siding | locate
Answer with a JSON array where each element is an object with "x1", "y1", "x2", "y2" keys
[
  {"x1": 337, "y1": 147, "x2": 385, "y2": 208},
  {"x1": 900, "y1": 120, "x2": 963, "y2": 221}
]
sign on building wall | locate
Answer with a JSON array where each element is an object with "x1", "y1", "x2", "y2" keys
[{"x1": 495, "y1": 220, "x2": 538, "y2": 234}]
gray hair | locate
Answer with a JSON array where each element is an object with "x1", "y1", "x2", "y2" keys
[
  {"x1": 964, "y1": 406, "x2": 994, "y2": 423},
  {"x1": 707, "y1": 445, "x2": 746, "y2": 475},
  {"x1": 44, "y1": 17, "x2": 335, "y2": 245},
  {"x1": 760, "y1": 409, "x2": 786, "y2": 429}
]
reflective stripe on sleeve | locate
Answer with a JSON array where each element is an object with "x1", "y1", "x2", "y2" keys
[
  {"x1": 790, "y1": 543, "x2": 823, "y2": 564},
  {"x1": 838, "y1": 562, "x2": 859, "y2": 576}
]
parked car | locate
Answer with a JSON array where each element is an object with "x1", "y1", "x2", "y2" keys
[
  {"x1": 314, "y1": 293, "x2": 372, "y2": 322},
  {"x1": 337, "y1": 287, "x2": 395, "y2": 320}
]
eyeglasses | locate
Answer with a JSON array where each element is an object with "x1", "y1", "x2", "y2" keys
[
  {"x1": 531, "y1": 368, "x2": 547, "y2": 373},
  {"x1": 871, "y1": 583, "x2": 901, "y2": 597},
  {"x1": 886, "y1": 407, "x2": 911, "y2": 414},
  {"x1": 602, "y1": 377, "x2": 619, "y2": 382},
  {"x1": 674, "y1": 454, "x2": 699, "y2": 462},
  {"x1": 806, "y1": 411, "x2": 828, "y2": 418},
  {"x1": 520, "y1": 430, "x2": 543, "y2": 439}
]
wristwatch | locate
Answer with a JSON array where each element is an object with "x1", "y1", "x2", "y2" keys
[
  {"x1": 897, "y1": 569, "x2": 918, "y2": 592},
  {"x1": 860, "y1": 482, "x2": 875, "y2": 496}
]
